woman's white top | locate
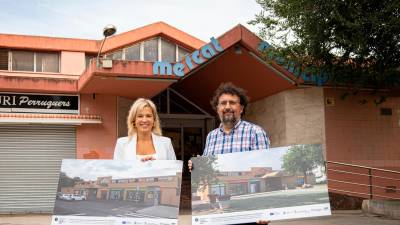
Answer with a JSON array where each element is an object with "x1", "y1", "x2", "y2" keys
[{"x1": 113, "y1": 133, "x2": 176, "y2": 160}]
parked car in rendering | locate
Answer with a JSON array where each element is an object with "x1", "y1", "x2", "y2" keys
[
  {"x1": 71, "y1": 194, "x2": 86, "y2": 201},
  {"x1": 60, "y1": 194, "x2": 73, "y2": 201}
]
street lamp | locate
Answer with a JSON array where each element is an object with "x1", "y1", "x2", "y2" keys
[{"x1": 96, "y1": 24, "x2": 117, "y2": 67}]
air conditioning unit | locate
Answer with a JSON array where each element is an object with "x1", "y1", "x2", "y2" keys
[{"x1": 102, "y1": 59, "x2": 113, "y2": 68}]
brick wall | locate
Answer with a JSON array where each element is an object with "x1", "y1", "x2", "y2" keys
[{"x1": 245, "y1": 87, "x2": 325, "y2": 148}]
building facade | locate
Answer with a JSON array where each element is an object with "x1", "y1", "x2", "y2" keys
[
  {"x1": 61, "y1": 174, "x2": 181, "y2": 207},
  {"x1": 0, "y1": 21, "x2": 399, "y2": 213},
  {"x1": 194, "y1": 167, "x2": 317, "y2": 201}
]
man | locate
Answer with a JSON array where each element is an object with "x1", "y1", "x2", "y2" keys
[
  {"x1": 189, "y1": 82, "x2": 270, "y2": 224},
  {"x1": 203, "y1": 82, "x2": 269, "y2": 155}
]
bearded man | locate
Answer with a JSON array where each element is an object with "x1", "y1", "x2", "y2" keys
[
  {"x1": 203, "y1": 82, "x2": 270, "y2": 155},
  {"x1": 189, "y1": 82, "x2": 270, "y2": 224}
]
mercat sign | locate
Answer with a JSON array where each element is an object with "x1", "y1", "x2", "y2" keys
[{"x1": 153, "y1": 37, "x2": 223, "y2": 77}]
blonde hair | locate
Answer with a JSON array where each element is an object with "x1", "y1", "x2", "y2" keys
[{"x1": 127, "y1": 98, "x2": 162, "y2": 137}]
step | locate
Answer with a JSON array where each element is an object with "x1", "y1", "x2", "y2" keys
[{"x1": 362, "y1": 199, "x2": 400, "y2": 219}]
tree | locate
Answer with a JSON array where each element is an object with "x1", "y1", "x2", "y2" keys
[
  {"x1": 191, "y1": 155, "x2": 220, "y2": 192},
  {"x1": 58, "y1": 172, "x2": 84, "y2": 191},
  {"x1": 282, "y1": 144, "x2": 324, "y2": 184},
  {"x1": 250, "y1": 0, "x2": 400, "y2": 96}
]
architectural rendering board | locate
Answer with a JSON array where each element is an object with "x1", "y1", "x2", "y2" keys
[
  {"x1": 191, "y1": 145, "x2": 331, "y2": 225},
  {"x1": 52, "y1": 159, "x2": 182, "y2": 225}
]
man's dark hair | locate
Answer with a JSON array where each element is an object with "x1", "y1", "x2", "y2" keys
[{"x1": 210, "y1": 82, "x2": 249, "y2": 116}]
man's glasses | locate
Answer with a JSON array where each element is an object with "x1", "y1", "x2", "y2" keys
[{"x1": 218, "y1": 100, "x2": 239, "y2": 107}]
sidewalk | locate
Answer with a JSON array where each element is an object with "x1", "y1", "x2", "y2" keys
[{"x1": 0, "y1": 210, "x2": 399, "y2": 225}]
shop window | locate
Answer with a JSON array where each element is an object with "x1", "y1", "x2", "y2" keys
[
  {"x1": 211, "y1": 184, "x2": 226, "y2": 196},
  {"x1": 0, "y1": 49, "x2": 8, "y2": 70},
  {"x1": 36, "y1": 52, "x2": 59, "y2": 72},
  {"x1": 145, "y1": 177, "x2": 155, "y2": 182},
  {"x1": 229, "y1": 183, "x2": 246, "y2": 195},
  {"x1": 12, "y1": 51, "x2": 34, "y2": 71},
  {"x1": 143, "y1": 38, "x2": 158, "y2": 61},
  {"x1": 177, "y1": 46, "x2": 189, "y2": 61},
  {"x1": 161, "y1": 38, "x2": 176, "y2": 62},
  {"x1": 125, "y1": 44, "x2": 140, "y2": 60}
]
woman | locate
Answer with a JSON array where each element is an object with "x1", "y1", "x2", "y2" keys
[{"x1": 113, "y1": 98, "x2": 176, "y2": 161}]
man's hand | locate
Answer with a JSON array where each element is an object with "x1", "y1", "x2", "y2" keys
[
  {"x1": 140, "y1": 155, "x2": 156, "y2": 162},
  {"x1": 256, "y1": 220, "x2": 270, "y2": 224},
  {"x1": 188, "y1": 159, "x2": 193, "y2": 172}
]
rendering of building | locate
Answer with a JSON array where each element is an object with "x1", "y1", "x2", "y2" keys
[
  {"x1": 194, "y1": 167, "x2": 317, "y2": 201},
  {"x1": 61, "y1": 174, "x2": 181, "y2": 207},
  {"x1": 0, "y1": 21, "x2": 399, "y2": 213}
]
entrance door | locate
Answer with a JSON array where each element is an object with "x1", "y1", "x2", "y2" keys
[
  {"x1": 162, "y1": 118, "x2": 207, "y2": 209},
  {"x1": 163, "y1": 126, "x2": 204, "y2": 175}
]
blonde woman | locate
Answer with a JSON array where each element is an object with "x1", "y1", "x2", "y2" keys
[{"x1": 113, "y1": 98, "x2": 176, "y2": 161}]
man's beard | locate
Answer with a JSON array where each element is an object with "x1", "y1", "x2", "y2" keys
[{"x1": 221, "y1": 109, "x2": 237, "y2": 125}]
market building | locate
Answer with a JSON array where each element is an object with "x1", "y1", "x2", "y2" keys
[
  {"x1": 60, "y1": 174, "x2": 181, "y2": 207},
  {"x1": 193, "y1": 167, "x2": 317, "y2": 202},
  {"x1": 0, "y1": 21, "x2": 399, "y2": 213}
]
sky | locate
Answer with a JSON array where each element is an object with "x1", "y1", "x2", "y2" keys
[
  {"x1": 212, "y1": 146, "x2": 290, "y2": 172},
  {"x1": 61, "y1": 159, "x2": 182, "y2": 181},
  {"x1": 0, "y1": 0, "x2": 263, "y2": 41}
]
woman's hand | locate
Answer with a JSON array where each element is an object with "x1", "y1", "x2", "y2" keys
[{"x1": 141, "y1": 155, "x2": 156, "y2": 162}]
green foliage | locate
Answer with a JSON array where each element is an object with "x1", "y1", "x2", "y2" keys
[
  {"x1": 282, "y1": 144, "x2": 324, "y2": 183},
  {"x1": 250, "y1": 0, "x2": 400, "y2": 91},
  {"x1": 191, "y1": 155, "x2": 220, "y2": 191},
  {"x1": 58, "y1": 172, "x2": 84, "y2": 190}
]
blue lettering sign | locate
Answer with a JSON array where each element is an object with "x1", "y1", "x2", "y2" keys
[
  {"x1": 153, "y1": 61, "x2": 172, "y2": 75},
  {"x1": 152, "y1": 37, "x2": 224, "y2": 77},
  {"x1": 173, "y1": 63, "x2": 185, "y2": 77}
]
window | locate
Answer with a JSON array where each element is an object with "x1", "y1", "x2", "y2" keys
[
  {"x1": 178, "y1": 46, "x2": 189, "y2": 61},
  {"x1": 0, "y1": 49, "x2": 8, "y2": 70},
  {"x1": 10, "y1": 50, "x2": 59, "y2": 73},
  {"x1": 125, "y1": 44, "x2": 140, "y2": 60},
  {"x1": 145, "y1": 177, "x2": 155, "y2": 182},
  {"x1": 85, "y1": 55, "x2": 95, "y2": 68},
  {"x1": 102, "y1": 37, "x2": 190, "y2": 63},
  {"x1": 12, "y1": 51, "x2": 34, "y2": 71},
  {"x1": 143, "y1": 39, "x2": 158, "y2": 61},
  {"x1": 161, "y1": 38, "x2": 176, "y2": 62},
  {"x1": 107, "y1": 50, "x2": 123, "y2": 60},
  {"x1": 36, "y1": 52, "x2": 59, "y2": 72},
  {"x1": 229, "y1": 183, "x2": 246, "y2": 195}
]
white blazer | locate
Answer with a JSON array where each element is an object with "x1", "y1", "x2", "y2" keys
[{"x1": 113, "y1": 133, "x2": 176, "y2": 160}]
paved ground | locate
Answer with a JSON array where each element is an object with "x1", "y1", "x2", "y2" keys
[
  {"x1": 54, "y1": 199, "x2": 178, "y2": 218},
  {"x1": 0, "y1": 210, "x2": 399, "y2": 225},
  {"x1": 193, "y1": 186, "x2": 329, "y2": 216}
]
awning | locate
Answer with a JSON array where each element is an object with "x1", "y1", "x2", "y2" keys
[
  {"x1": 0, "y1": 113, "x2": 102, "y2": 125},
  {"x1": 78, "y1": 60, "x2": 179, "y2": 99}
]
